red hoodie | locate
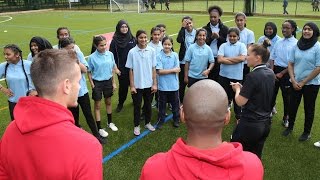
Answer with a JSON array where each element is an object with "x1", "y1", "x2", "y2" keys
[
  {"x1": 141, "y1": 138, "x2": 263, "y2": 180},
  {"x1": 0, "y1": 96, "x2": 103, "y2": 180}
]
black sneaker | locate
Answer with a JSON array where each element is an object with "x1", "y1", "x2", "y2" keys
[
  {"x1": 156, "y1": 119, "x2": 164, "y2": 130},
  {"x1": 282, "y1": 128, "x2": 292, "y2": 136},
  {"x1": 96, "y1": 135, "x2": 107, "y2": 145},
  {"x1": 299, "y1": 132, "x2": 311, "y2": 141},
  {"x1": 116, "y1": 104, "x2": 123, "y2": 113},
  {"x1": 173, "y1": 120, "x2": 180, "y2": 128}
]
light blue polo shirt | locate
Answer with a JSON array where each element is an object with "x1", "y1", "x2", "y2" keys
[
  {"x1": 289, "y1": 42, "x2": 320, "y2": 85},
  {"x1": 27, "y1": 53, "x2": 33, "y2": 61},
  {"x1": 239, "y1": 28, "x2": 255, "y2": 46},
  {"x1": 181, "y1": 29, "x2": 196, "y2": 65},
  {"x1": 87, "y1": 50, "x2": 115, "y2": 81},
  {"x1": 218, "y1": 41, "x2": 247, "y2": 80},
  {"x1": 156, "y1": 50, "x2": 180, "y2": 91},
  {"x1": 185, "y1": 43, "x2": 214, "y2": 79},
  {"x1": 125, "y1": 45, "x2": 156, "y2": 89},
  {"x1": 0, "y1": 60, "x2": 34, "y2": 103},
  {"x1": 271, "y1": 36, "x2": 298, "y2": 67},
  {"x1": 77, "y1": 51, "x2": 89, "y2": 97},
  {"x1": 209, "y1": 23, "x2": 220, "y2": 57},
  {"x1": 148, "y1": 41, "x2": 163, "y2": 55},
  {"x1": 257, "y1": 35, "x2": 281, "y2": 56}
]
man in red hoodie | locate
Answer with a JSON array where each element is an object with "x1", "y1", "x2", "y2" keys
[
  {"x1": 141, "y1": 80, "x2": 263, "y2": 180},
  {"x1": 0, "y1": 49, "x2": 103, "y2": 179}
]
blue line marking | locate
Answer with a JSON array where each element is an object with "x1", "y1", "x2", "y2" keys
[{"x1": 102, "y1": 113, "x2": 173, "y2": 164}]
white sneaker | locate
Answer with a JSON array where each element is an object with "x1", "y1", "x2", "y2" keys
[
  {"x1": 145, "y1": 123, "x2": 155, "y2": 131},
  {"x1": 134, "y1": 126, "x2": 140, "y2": 136},
  {"x1": 272, "y1": 107, "x2": 277, "y2": 115},
  {"x1": 314, "y1": 141, "x2": 320, "y2": 148},
  {"x1": 108, "y1": 123, "x2": 118, "y2": 131},
  {"x1": 99, "y1": 129, "x2": 108, "y2": 138}
]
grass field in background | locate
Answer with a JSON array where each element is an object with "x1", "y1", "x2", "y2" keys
[{"x1": 0, "y1": 10, "x2": 320, "y2": 179}]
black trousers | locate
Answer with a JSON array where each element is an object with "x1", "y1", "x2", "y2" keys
[
  {"x1": 158, "y1": 90, "x2": 180, "y2": 123},
  {"x1": 288, "y1": 85, "x2": 320, "y2": 134},
  {"x1": 271, "y1": 66, "x2": 291, "y2": 118},
  {"x1": 179, "y1": 64, "x2": 187, "y2": 104},
  {"x1": 231, "y1": 119, "x2": 271, "y2": 159},
  {"x1": 68, "y1": 93, "x2": 99, "y2": 137},
  {"x1": 8, "y1": 101, "x2": 16, "y2": 121},
  {"x1": 117, "y1": 73, "x2": 130, "y2": 105},
  {"x1": 132, "y1": 88, "x2": 152, "y2": 127},
  {"x1": 218, "y1": 76, "x2": 242, "y2": 120},
  {"x1": 208, "y1": 58, "x2": 220, "y2": 82},
  {"x1": 187, "y1": 77, "x2": 206, "y2": 88}
]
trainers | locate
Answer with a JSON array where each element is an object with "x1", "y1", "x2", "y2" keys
[
  {"x1": 108, "y1": 123, "x2": 118, "y2": 131},
  {"x1": 156, "y1": 119, "x2": 164, "y2": 129},
  {"x1": 116, "y1": 104, "x2": 123, "y2": 112},
  {"x1": 283, "y1": 119, "x2": 289, "y2": 128},
  {"x1": 272, "y1": 107, "x2": 277, "y2": 115},
  {"x1": 299, "y1": 132, "x2": 311, "y2": 141},
  {"x1": 314, "y1": 141, "x2": 320, "y2": 148},
  {"x1": 168, "y1": 103, "x2": 172, "y2": 111},
  {"x1": 152, "y1": 102, "x2": 158, "y2": 109},
  {"x1": 96, "y1": 135, "x2": 107, "y2": 145},
  {"x1": 145, "y1": 123, "x2": 156, "y2": 131},
  {"x1": 99, "y1": 129, "x2": 109, "y2": 138},
  {"x1": 134, "y1": 126, "x2": 140, "y2": 136},
  {"x1": 173, "y1": 120, "x2": 180, "y2": 128},
  {"x1": 282, "y1": 128, "x2": 292, "y2": 136}
]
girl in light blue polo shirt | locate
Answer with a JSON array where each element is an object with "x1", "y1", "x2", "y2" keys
[
  {"x1": 184, "y1": 28, "x2": 214, "y2": 87},
  {"x1": 0, "y1": 44, "x2": 37, "y2": 120},
  {"x1": 155, "y1": 37, "x2": 180, "y2": 129},
  {"x1": 27, "y1": 36, "x2": 53, "y2": 61},
  {"x1": 125, "y1": 30, "x2": 157, "y2": 136},
  {"x1": 234, "y1": 12, "x2": 255, "y2": 80},
  {"x1": 88, "y1": 35, "x2": 120, "y2": 138},
  {"x1": 283, "y1": 22, "x2": 320, "y2": 143},
  {"x1": 217, "y1": 27, "x2": 247, "y2": 121}
]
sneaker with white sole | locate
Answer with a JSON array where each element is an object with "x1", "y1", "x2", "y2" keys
[
  {"x1": 108, "y1": 123, "x2": 118, "y2": 131},
  {"x1": 272, "y1": 107, "x2": 277, "y2": 115},
  {"x1": 145, "y1": 123, "x2": 155, "y2": 131},
  {"x1": 134, "y1": 126, "x2": 140, "y2": 136},
  {"x1": 99, "y1": 129, "x2": 108, "y2": 138},
  {"x1": 314, "y1": 141, "x2": 320, "y2": 148},
  {"x1": 283, "y1": 119, "x2": 289, "y2": 128}
]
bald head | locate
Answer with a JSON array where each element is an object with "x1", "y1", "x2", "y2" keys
[{"x1": 183, "y1": 80, "x2": 229, "y2": 132}]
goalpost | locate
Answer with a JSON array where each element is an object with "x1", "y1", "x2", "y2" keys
[{"x1": 109, "y1": 0, "x2": 147, "y2": 13}]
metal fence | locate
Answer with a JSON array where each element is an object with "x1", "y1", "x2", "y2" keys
[{"x1": 0, "y1": 0, "x2": 319, "y2": 16}]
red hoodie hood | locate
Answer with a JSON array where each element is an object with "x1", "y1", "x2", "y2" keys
[
  {"x1": 165, "y1": 138, "x2": 263, "y2": 180},
  {"x1": 13, "y1": 96, "x2": 74, "y2": 134}
]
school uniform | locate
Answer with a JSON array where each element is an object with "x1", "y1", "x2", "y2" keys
[
  {"x1": 185, "y1": 43, "x2": 214, "y2": 87},
  {"x1": 88, "y1": 50, "x2": 115, "y2": 101},
  {"x1": 67, "y1": 51, "x2": 100, "y2": 138},
  {"x1": 125, "y1": 45, "x2": 157, "y2": 127},
  {"x1": 203, "y1": 21, "x2": 229, "y2": 81},
  {"x1": 218, "y1": 41, "x2": 247, "y2": 120},
  {"x1": 239, "y1": 27, "x2": 255, "y2": 79},
  {"x1": 231, "y1": 64, "x2": 275, "y2": 158},
  {"x1": 27, "y1": 53, "x2": 33, "y2": 61},
  {"x1": 257, "y1": 35, "x2": 281, "y2": 55},
  {"x1": 270, "y1": 36, "x2": 298, "y2": 118},
  {"x1": 156, "y1": 50, "x2": 180, "y2": 126},
  {"x1": 287, "y1": 42, "x2": 320, "y2": 134},
  {"x1": 0, "y1": 60, "x2": 34, "y2": 120},
  {"x1": 176, "y1": 27, "x2": 196, "y2": 103}
]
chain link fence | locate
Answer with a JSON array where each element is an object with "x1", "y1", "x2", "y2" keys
[{"x1": 0, "y1": 0, "x2": 318, "y2": 16}]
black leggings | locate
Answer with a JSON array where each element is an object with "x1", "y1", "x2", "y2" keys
[
  {"x1": 8, "y1": 101, "x2": 16, "y2": 121},
  {"x1": 68, "y1": 93, "x2": 100, "y2": 137}
]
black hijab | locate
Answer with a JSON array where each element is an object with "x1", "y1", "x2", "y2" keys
[
  {"x1": 113, "y1": 20, "x2": 134, "y2": 48},
  {"x1": 264, "y1": 22, "x2": 277, "y2": 40},
  {"x1": 29, "y1": 36, "x2": 53, "y2": 57},
  {"x1": 297, "y1": 22, "x2": 320, "y2": 50}
]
